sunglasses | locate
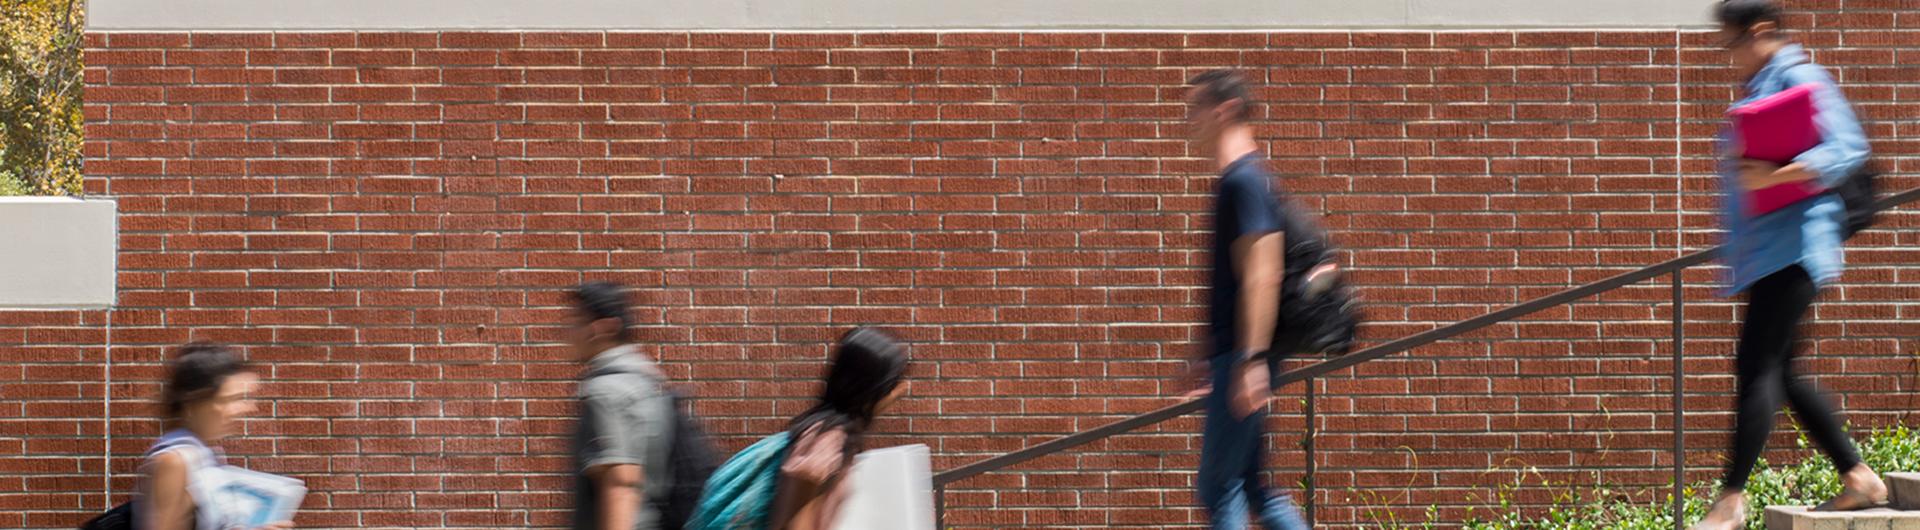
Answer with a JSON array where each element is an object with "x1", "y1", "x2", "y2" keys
[{"x1": 1717, "y1": 31, "x2": 1753, "y2": 50}]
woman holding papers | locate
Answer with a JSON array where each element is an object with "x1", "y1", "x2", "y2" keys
[
  {"x1": 767, "y1": 328, "x2": 910, "y2": 530},
  {"x1": 137, "y1": 344, "x2": 295, "y2": 530},
  {"x1": 1691, "y1": 2, "x2": 1883, "y2": 529}
]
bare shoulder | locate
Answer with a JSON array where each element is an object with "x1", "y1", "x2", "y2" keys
[
  {"x1": 143, "y1": 449, "x2": 191, "y2": 497},
  {"x1": 146, "y1": 450, "x2": 187, "y2": 472}
]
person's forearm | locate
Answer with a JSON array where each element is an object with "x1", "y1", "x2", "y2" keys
[
  {"x1": 1231, "y1": 232, "x2": 1283, "y2": 359},
  {"x1": 1737, "y1": 161, "x2": 1818, "y2": 192},
  {"x1": 768, "y1": 481, "x2": 821, "y2": 530},
  {"x1": 1767, "y1": 163, "x2": 1817, "y2": 187},
  {"x1": 594, "y1": 465, "x2": 642, "y2": 530},
  {"x1": 1793, "y1": 79, "x2": 1870, "y2": 188},
  {"x1": 1237, "y1": 266, "x2": 1281, "y2": 357},
  {"x1": 598, "y1": 484, "x2": 639, "y2": 530}
]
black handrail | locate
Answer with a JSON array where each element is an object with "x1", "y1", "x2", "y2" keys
[{"x1": 931, "y1": 185, "x2": 1920, "y2": 487}]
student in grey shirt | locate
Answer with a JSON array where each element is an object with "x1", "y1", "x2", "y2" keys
[{"x1": 568, "y1": 282, "x2": 675, "y2": 530}]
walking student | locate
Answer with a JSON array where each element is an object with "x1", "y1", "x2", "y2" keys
[
  {"x1": 767, "y1": 327, "x2": 910, "y2": 530},
  {"x1": 687, "y1": 327, "x2": 909, "y2": 530},
  {"x1": 1692, "y1": 2, "x2": 1884, "y2": 528},
  {"x1": 1183, "y1": 68, "x2": 1311, "y2": 530},
  {"x1": 568, "y1": 281, "x2": 676, "y2": 530},
  {"x1": 137, "y1": 343, "x2": 291, "y2": 530}
]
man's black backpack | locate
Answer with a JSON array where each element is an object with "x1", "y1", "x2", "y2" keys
[
  {"x1": 655, "y1": 390, "x2": 719, "y2": 529},
  {"x1": 1271, "y1": 199, "x2": 1362, "y2": 357}
]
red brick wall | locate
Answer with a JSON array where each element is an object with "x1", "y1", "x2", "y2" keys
[{"x1": 13, "y1": 5, "x2": 1919, "y2": 528}]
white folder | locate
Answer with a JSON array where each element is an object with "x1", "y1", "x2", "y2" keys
[
  {"x1": 190, "y1": 465, "x2": 306, "y2": 529},
  {"x1": 832, "y1": 444, "x2": 935, "y2": 530}
]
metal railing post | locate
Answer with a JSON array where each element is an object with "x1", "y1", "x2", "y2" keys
[
  {"x1": 1305, "y1": 375, "x2": 1317, "y2": 525},
  {"x1": 1672, "y1": 272, "x2": 1687, "y2": 530},
  {"x1": 935, "y1": 484, "x2": 945, "y2": 528}
]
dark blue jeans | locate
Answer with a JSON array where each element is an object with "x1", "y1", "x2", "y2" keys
[{"x1": 1199, "y1": 353, "x2": 1309, "y2": 530}]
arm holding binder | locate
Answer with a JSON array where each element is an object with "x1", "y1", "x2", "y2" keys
[
  {"x1": 1731, "y1": 84, "x2": 1824, "y2": 217},
  {"x1": 1731, "y1": 63, "x2": 1869, "y2": 217}
]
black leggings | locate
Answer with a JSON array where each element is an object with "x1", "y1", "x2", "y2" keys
[{"x1": 1721, "y1": 265, "x2": 1862, "y2": 490}]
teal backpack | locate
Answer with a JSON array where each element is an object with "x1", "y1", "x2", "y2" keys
[{"x1": 688, "y1": 432, "x2": 794, "y2": 530}]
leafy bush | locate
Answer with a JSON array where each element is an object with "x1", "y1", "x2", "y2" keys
[
  {"x1": 1365, "y1": 425, "x2": 1920, "y2": 529},
  {"x1": 0, "y1": 0, "x2": 86, "y2": 196},
  {"x1": 1731, "y1": 424, "x2": 1920, "y2": 527}
]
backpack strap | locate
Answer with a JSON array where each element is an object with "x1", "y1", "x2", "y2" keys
[
  {"x1": 583, "y1": 347, "x2": 666, "y2": 381},
  {"x1": 586, "y1": 361, "x2": 686, "y2": 419}
]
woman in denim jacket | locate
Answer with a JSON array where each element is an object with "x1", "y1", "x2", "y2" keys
[{"x1": 1692, "y1": 2, "x2": 1885, "y2": 529}]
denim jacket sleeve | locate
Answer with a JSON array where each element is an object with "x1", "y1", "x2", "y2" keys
[{"x1": 1782, "y1": 63, "x2": 1870, "y2": 187}]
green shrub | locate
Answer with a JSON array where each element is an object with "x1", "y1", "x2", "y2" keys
[
  {"x1": 1732, "y1": 424, "x2": 1920, "y2": 526},
  {"x1": 1366, "y1": 425, "x2": 1920, "y2": 529}
]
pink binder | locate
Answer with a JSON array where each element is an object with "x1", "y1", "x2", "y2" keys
[{"x1": 1730, "y1": 84, "x2": 1825, "y2": 217}]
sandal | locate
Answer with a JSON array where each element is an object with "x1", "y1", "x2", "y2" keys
[
  {"x1": 1814, "y1": 487, "x2": 1890, "y2": 512},
  {"x1": 1687, "y1": 498, "x2": 1747, "y2": 530}
]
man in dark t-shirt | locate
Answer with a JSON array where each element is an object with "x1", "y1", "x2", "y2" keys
[
  {"x1": 1185, "y1": 69, "x2": 1310, "y2": 530},
  {"x1": 1210, "y1": 154, "x2": 1284, "y2": 361}
]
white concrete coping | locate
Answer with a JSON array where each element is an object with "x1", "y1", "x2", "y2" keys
[
  {"x1": 0, "y1": 197, "x2": 118, "y2": 309},
  {"x1": 88, "y1": 0, "x2": 1720, "y2": 31}
]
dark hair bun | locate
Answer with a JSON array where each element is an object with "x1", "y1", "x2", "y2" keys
[{"x1": 1716, "y1": 0, "x2": 1786, "y2": 31}]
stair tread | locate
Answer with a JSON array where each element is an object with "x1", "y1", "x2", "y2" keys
[
  {"x1": 1766, "y1": 506, "x2": 1920, "y2": 530},
  {"x1": 1768, "y1": 506, "x2": 1920, "y2": 514},
  {"x1": 1760, "y1": 473, "x2": 1920, "y2": 528},
  {"x1": 1892, "y1": 472, "x2": 1920, "y2": 511}
]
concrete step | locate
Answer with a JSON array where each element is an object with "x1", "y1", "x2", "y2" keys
[
  {"x1": 1765, "y1": 506, "x2": 1920, "y2": 530},
  {"x1": 1891, "y1": 473, "x2": 1920, "y2": 511}
]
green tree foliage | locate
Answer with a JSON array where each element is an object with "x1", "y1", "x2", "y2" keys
[{"x1": 0, "y1": 0, "x2": 85, "y2": 196}]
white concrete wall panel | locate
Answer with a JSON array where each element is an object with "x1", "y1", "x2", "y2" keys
[{"x1": 0, "y1": 198, "x2": 118, "y2": 309}]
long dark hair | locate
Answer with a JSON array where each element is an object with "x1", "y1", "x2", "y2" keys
[
  {"x1": 161, "y1": 343, "x2": 250, "y2": 427},
  {"x1": 786, "y1": 327, "x2": 909, "y2": 453}
]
